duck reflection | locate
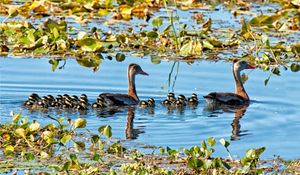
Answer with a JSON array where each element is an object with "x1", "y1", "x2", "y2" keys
[
  {"x1": 205, "y1": 103, "x2": 250, "y2": 141},
  {"x1": 126, "y1": 106, "x2": 145, "y2": 140}
]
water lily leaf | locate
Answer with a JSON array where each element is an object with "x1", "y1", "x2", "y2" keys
[
  {"x1": 29, "y1": 122, "x2": 40, "y2": 132},
  {"x1": 8, "y1": 6, "x2": 18, "y2": 18},
  {"x1": 119, "y1": 5, "x2": 132, "y2": 19},
  {"x1": 77, "y1": 31, "x2": 88, "y2": 40},
  {"x1": 42, "y1": 131, "x2": 53, "y2": 140},
  {"x1": 187, "y1": 157, "x2": 204, "y2": 170},
  {"x1": 98, "y1": 8, "x2": 109, "y2": 16},
  {"x1": 73, "y1": 118, "x2": 86, "y2": 128},
  {"x1": 61, "y1": 135, "x2": 72, "y2": 143},
  {"x1": 180, "y1": 41, "x2": 193, "y2": 56},
  {"x1": 98, "y1": 125, "x2": 112, "y2": 138},
  {"x1": 152, "y1": 17, "x2": 163, "y2": 27},
  {"x1": 203, "y1": 39, "x2": 214, "y2": 50},
  {"x1": 271, "y1": 67, "x2": 280, "y2": 75},
  {"x1": 291, "y1": 63, "x2": 300, "y2": 72},
  {"x1": 4, "y1": 145, "x2": 14, "y2": 155},
  {"x1": 207, "y1": 137, "x2": 216, "y2": 147},
  {"x1": 146, "y1": 31, "x2": 158, "y2": 39},
  {"x1": 77, "y1": 38, "x2": 102, "y2": 52},
  {"x1": 116, "y1": 34, "x2": 126, "y2": 44},
  {"x1": 249, "y1": 15, "x2": 281, "y2": 27},
  {"x1": 116, "y1": 53, "x2": 125, "y2": 62},
  {"x1": 15, "y1": 128, "x2": 26, "y2": 138},
  {"x1": 206, "y1": 38, "x2": 223, "y2": 47}
]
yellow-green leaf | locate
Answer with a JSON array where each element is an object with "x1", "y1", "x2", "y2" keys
[{"x1": 74, "y1": 118, "x2": 86, "y2": 128}]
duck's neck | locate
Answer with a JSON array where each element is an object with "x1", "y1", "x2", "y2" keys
[
  {"x1": 128, "y1": 70, "x2": 139, "y2": 101},
  {"x1": 233, "y1": 66, "x2": 249, "y2": 101}
]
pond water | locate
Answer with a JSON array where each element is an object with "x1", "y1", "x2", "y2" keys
[{"x1": 1, "y1": 56, "x2": 299, "y2": 160}]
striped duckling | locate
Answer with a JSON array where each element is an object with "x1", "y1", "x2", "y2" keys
[
  {"x1": 139, "y1": 98, "x2": 155, "y2": 108},
  {"x1": 187, "y1": 93, "x2": 199, "y2": 106},
  {"x1": 175, "y1": 94, "x2": 187, "y2": 108},
  {"x1": 23, "y1": 93, "x2": 40, "y2": 107},
  {"x1": 92, "y1": 95, "x2": 104, "y2": 109},
  {"x1": 76, "y1": 94, "x2": 89, "y2": 111},
  {"x1": 162, "y1": 92, "x2": 176, "y2": 106}
]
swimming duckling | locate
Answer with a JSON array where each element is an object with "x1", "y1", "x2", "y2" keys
[
  {"x1": 77, "y1": 101, "x2": 88, "y2": 111},
  {"x1": 177, "y1": 94, "x2": 187, "y2": 102},
  {"x1": 28, "y1": 93, "x2": 41, "y2": 102},
  {"x1": 147, "y1": 98, "x2": 155, "y2": 107},
  {"x1": 188, "y1": 93, "x2": 199, "y2": 105},
  {"x1": 56, "y1": 95, "x2": 63, "y2": 103},
  {"x1": 139, "y1": 100, "x2": 149, "y2": 108},
  {"x1": 23, "y1": 100, "x2": 35, "y2": 107},
  {"x1": 167, "y1": 92, "x2": 176, "y2": 102},
  {"x1": 162, "y1": 99, "x2": 172, "y2": 106}
]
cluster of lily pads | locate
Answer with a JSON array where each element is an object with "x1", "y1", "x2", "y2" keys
[
  {"x1": 1, "y1": 112, "x2": 299, "y2": 174},
  {"x1": 0, "y1": 0, "x2": 299, "y2": 74}
]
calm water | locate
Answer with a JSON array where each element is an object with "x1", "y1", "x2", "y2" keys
[{"x1": 1, "y1": 57, "x2": 299, "y2": 159}]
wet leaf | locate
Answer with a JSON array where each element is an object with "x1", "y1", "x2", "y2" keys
[
  {"x1": 219, "y1": 138, "x2": 230, "y2": 148},
  {"x1": 73, "y1": 118, "x2": 86, "y2": 128},
  {"x1": 187, "y1": 157, "x2": 204, "y2": 170},
  {"x1": 42, "y1": 131, "x2": 53, "y2": 140},
  {"x1": 4, "y1": 145, "x2": 14, "y2": 155},
  {"x1": 29, "y1": 122, "x2": 40, "y2": 132},
  {"x1": 61, "y1": 135, "x2": 72, "y2": 143},
  {"x1": 116, "y1": 34, "x2": 126, "y2": 44},
  {"x1": 146, "y1": 31, "x2": 158, "y2": 39},
  {"x1": 103, "y1": 125, "x2": 112, "y2": 138},
  {"x1": 207, "y1": 137, "x2": 216, "y2": 147},
  {"x1": 291, "y1": 63, "x2": 300, "y2": 72},
  {"x1": 12, "y1": 113, "x2": 21, "y2": 123},
  {"x1": 15, "y1": 128, "x2": 26, "y2": 138},
  {"x1": 77, "y1": 38, "x2": 102, "y2": 52},
  {"x1": 40, "y1": 151, "x2": 50, "y2": 159},
  {"x1": 152, "y1": 17, "x2": 163, "y2": 27},
  {"x1": 116, "y1": 53, "x2": 125, "y2": 62},
  {"x1": 271, "y1": 67, "x2": 280, "y2": 75},
  {"x1": 49, "y1": 59, "x2": 59, "y2": 72},
  {"x1": 249, "y1": 15, "x2": 281, "y2": 27},
  {"x1": 180, "y1": 41, "x2": 193, "y2": 56}
]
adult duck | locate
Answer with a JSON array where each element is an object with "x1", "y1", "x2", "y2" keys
[
  {"x1": 99, "y1": 63, "x2": 148, "y2": 106},
  {"x1": 204, "y1": 59, "x2": 256, "y2": 105}
]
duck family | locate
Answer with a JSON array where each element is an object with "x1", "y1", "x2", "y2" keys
[{"x1": 23, "y1": 60, "x2": 256, "y2": 112}]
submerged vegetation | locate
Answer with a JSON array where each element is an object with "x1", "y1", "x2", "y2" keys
[{"x1": 0, "y1": 113, "x2": 299, "y2": 174}]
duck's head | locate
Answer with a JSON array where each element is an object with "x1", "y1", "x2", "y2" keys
[
  {"x1": 233, "y1": 60, "x2": 256, "y2": 72},
  {"x1": 128, "y1": 64, "x2": 149, "y2": 76}
]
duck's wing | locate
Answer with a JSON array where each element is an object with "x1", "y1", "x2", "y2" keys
[
  {"x1": 100, "y1": 93, "x2": 138, "y2": 106},
  {"x1": 204, "y1": 92, "x2": 245, "y2": 105}
]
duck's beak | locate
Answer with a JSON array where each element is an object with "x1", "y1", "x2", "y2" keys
[
  {"x1": 247, "y1": 65, "x2": 256, "y2": 69},
  {"x1": 139, "y1": 70, "x2": 149, "y2": 76}
]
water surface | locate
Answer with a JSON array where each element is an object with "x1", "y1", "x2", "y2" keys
[{"x1": 1, "y1": 57, "x2": 299, "y2": 159}]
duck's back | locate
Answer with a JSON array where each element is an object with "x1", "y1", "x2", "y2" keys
[
  {"x1": 204, "y1": 92, "x2": 246, "y2": 105},
  {"x1": 100, "y1": 93, "x2": 138, "y2": 106}
]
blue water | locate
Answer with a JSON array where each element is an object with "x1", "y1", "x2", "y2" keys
[{"x1": 1, "y1": 57, "x2": 299, "y2": 159}]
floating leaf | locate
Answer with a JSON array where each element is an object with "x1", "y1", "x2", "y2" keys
[
  {"x1": 116, "y1": 53, "x2": 125, "y2": 62},
  {"x1": 249, "y1": 15, "x2": 281, "y2": 28},
  {"x1": 180, "y1": 41, "x2": 193, "y2": 56},
  {"x1": 291, "y1": 63, "x2": 300, "y2": 72},
  {"x1": 15, "y1": 128, "x2": 26, "y2": 138},
  {"x1": 207, "y1": 137, "x2": 216, "y2": 147},
  {"x1": 29, "y1": 122, "x2": 40, "y2": 132},
  {"x1": 152, "y1": 17, "x2": 163, "y2": 27},
  {"x1": 74, "y1": 141, "x2": 85, "y2": 152},
  {"x1": 4, "y1": 145, "x2": 14, "y2": 155},
  {"x1": 146, "y1": 31, "x2": 158, "y2": 39},
  {"x1": 77, "y1": 38, "x2": 102, "y2": 52},
  {"x1": 61, "y1": 135, "x2": 72, "y2": 143},
  {"x1": 73, "y1": 118, "x2": 86, "y2": 128}
]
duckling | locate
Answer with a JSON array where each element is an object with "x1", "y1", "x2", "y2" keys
[
  {"x1": 188, "y1": 93, "x2": 199, "y2": 106},
  {"x1": 23, "y1": 100, "x2": 35, "y2": 107},
  {"x1": 139, "y1": 100, "x2": 149, "y2": 108},
  {"x1": 56, "y1": 95, "x2": 63, "y2": 103},
  {"x1": 92, "y1": 102, "x2": 103, "y2": 108},
  {"x1": 63, "y1": 98, "x2": 74, "y2": 108},
  {"x1": 147, "y1": 98, "x2": 155, "y2": 107},
  {"x1": 77, "y1": 101, "x2": 88, "y2": 111},
  {"x1": 177, "y1": 94, "x2": 187, "y2": 101},
  {"x1": 175, "y1": 100, "x2": 186, "y2": 108},
  {"x1": 28, "y1": 93, "x2": 41, "y2": 102},
  {"x1": 80, "y1": 94, "x2": 89, "y2": 105},
  {"x1": 167, "y1": 92, "x2": 176, "y2": 102},
  {"x1": 46, "y1": 95, "x2": 55, "y2": 102},
  {"x1": 162, "y1": 99, "x2": 172, "y2": 106}
]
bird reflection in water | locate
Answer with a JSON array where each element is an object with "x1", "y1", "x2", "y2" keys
[
  {"x1": 205, "y1": 103, "x2": 250, "y2": 141},
  {"x1": 126, "y1": 106, "x2": 145, "y2": 140}
]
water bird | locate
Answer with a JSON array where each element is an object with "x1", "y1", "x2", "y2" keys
[
  {"x1": 98, "y1": 64, "x2": 148, "y2": 106},
  {"x1": 138, "y1": 98, "x2": 155, "y2": 108},
  {"x1": 188, "y1": 93, "x2": 199, "y2": 105},
  {"x1": 204, "y1": 60, "x2": 256, "y2": 105}
]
